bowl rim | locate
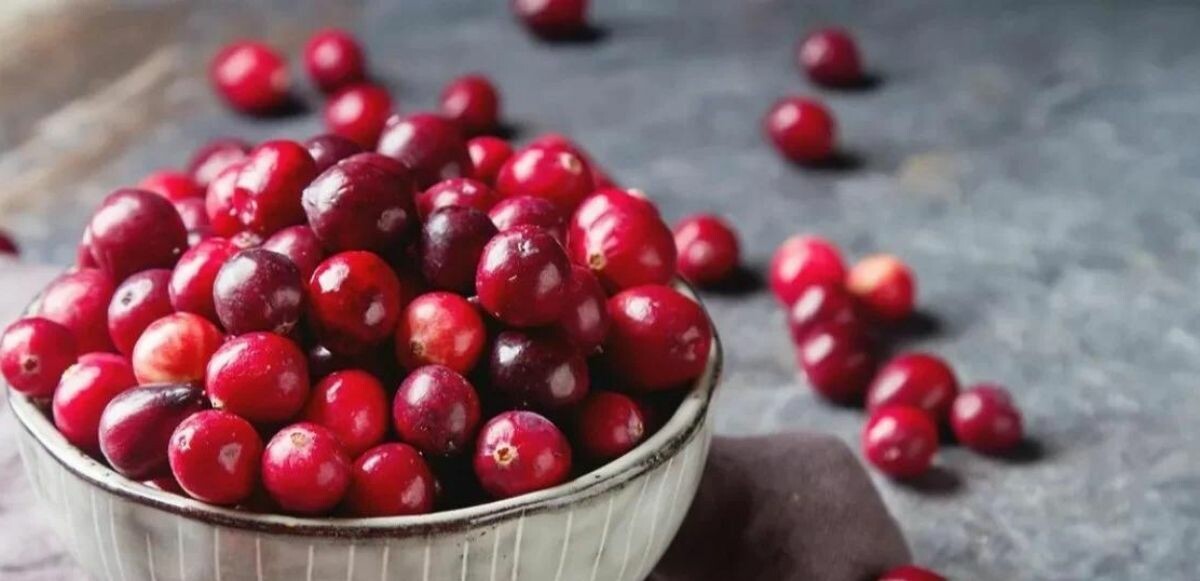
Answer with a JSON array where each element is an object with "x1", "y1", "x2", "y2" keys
[{"x1": 7, "y1": 281, "x2": 722, "y2": 538}]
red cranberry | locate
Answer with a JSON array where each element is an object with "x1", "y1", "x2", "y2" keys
[
  {"x1": 768, "y1": 235, "x2": 847, "y2": 306},
  {"x1": 787, "y1": 282, "x2": 865, "y2": 343},
  {"x1": 52, "y1": 353, "x2": 137, "y2": 454},
  {"x1": 0, "y1": 230, "x2": 18, "y2": 256},
  {"x1": 490, "y1": 329, "x2": 589, "y2": 410},
  {"x1": 395, "y1": 292, "x2": 486, "y2": 374},
  {"x1": 512, "y1": 0, "x2": 589, "y2": 39},
  {"x1": 138, "y1": 170, "x2": 202, "y2": 201},
  {"x1": 304, "y1": 134, "x2": 365, "y2": 174},
  {"x1": 301, "y1": 370, "x2": 389, "y2": 458},
  {"x1": 262, "y1": 423, "x2": 351, "y2": 514},
  {"x1": 39, "y1": 268, "x2": 116, "y2": 353},
  {"x1": 206, "y1": 332, "x2": 309, "y2": 424},
  {"x1": 467, "y1": 136, "x2": 513, "y2": 185},
  {"x1": 488, "y1": 195, "x2": 566, "y2": 244},
  {"x1": 0, "y1": 318, "x2": 77, "y2": 398},
  {"x1": 173, "y1": 198, "x2": 211, "y2": 232},
  {"x1": 420, "y1": 206, "x2": 498, "y2": 293},
  {"x1": 878, "y1": 565, "x2": 947, "y2": 581},
  {"x1": 89, "y1": 188, "x2": 188, "y2": 281},
  {"x1": 476, "y1": 226, "x2": 571, "y2": 327},
  {"x1": 496, "y1": 145, "x2": 593, "y2": 213},
  {"x1": 308, "y1": 251, "x2": 403, "y2": 353},
  {"x1": 867, "y1": 353, "x2": 959, "y2": 423},
  {"x1": 213, "y1": 248, "x2": 304, "y2": 335},
  {"x1": 847, "y1": 254, "x2": 917, "y2": 323},
  {"x1": 798, "y1": 28, "x2": 863, "y2": 88},
  {"x1": 188, "y1": 138, "x2": 250, "y2": 188},
  {"x1": 303, "y1": 28, "x2": 367, "y2": 93},
  {"x1": 529, "y1": 134, "x2": 615, "y2": 190},
  {"x1": 324, "y1": 84, "x2": 393, "y2": 148},
  {"x1": 764, "y1": 97, "x2": 836, "y2": 164},
  {"x1": 302, "y1": 152, "x2": 418, "y2": 253},
  {"x1": 233, "y1": 140, "x2": 317, "y2": 235},
  {"x1": 205, "y1": 161, "x2": 246, "y2": 237},
  {"x1": 209, "y1": 40, "x2": 290, "y2": 114},
  {"x1": 673, "y1": 214, "x2": 740, "y2": 286},
  {"x1": 576, "y1": 391, "x2": 646, "y2": 460},
  {"x1": 230, "y1": 230, "x2": 264, "y2": 250},
  {"x1": 567, "y1": 204, "x2": 676, "y2": 291},
  {"x1": 440, "y1": 75, "x2": 501, "y2": 137},
  {"x1": 416, "y1": 178, "x2": 499, "y2": 220},
  {"x1": 305, "y1": 342, "x2": 392, "y2": 381},
  {"x1": 168, "y1": 237, "x2": 237, "y2": 322},
  {"x1": 556, "y1": 265, "x2": 609, "y2": 353},
  {"x1": 474, "y1": 410, "x2": 571, "y2": 499},
  {"x1": 604, "y1": 285, "x2": 712, "y2": 391},
  {"x1": 571, "y1": 187, "x2": 659, "y2": 232},
  {"x1": 76, "y1": 228, "x2": 97, "y2": 267},
  {"x1": 169, "y1": 410, "x2": 262, "y2": 505},
  {"x1": 108, "y1": 269, "x2": 174, "y2": 356},
  {"x1": 131, "y1": 313, "x2": 223, "y2": 385},
  {"x1": 392, "y1": 365, "x2": 481, "y2": 457},
  {"x1": 376, "y1": 113, "x2": 471, "y2": 188},
  {"x1": 262, "y1": 225, "x2": 326, "y2": 281},
  {"x1": 950, "y1": 384, "x2": 1024, "y2": 454},
  {"x1": 346, "y1": 443, "x2": 436, "y2": 516},
  {"x1": 862, "y1": 406, "x2": 938, "y2": 478},
  {"x1": 795, "y1": 323, "x2": 875, "y2": 403},
  {"x1": 98, "y1": 383, "x2": 205, "y2": 480}
]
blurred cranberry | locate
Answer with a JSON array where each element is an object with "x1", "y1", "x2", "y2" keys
[
  {"x1": 304, "y1": 134, "x2": 365, "y2": 174},
  {"x1": 131, "y1": 313, "x2": 223, "y2": 385},
  {"x1": 0, "y1": 230, "x2": 18, "y2": 256},
  {"x1": 764, "y1": 97, "x2": 836, "y2": 164},
  {"x1": 496, "y1": 144, "x2": 593, "y2": 213},
  {"x1": 395, "y1": 292, "x2": 486, "y2": 374},
  {"x1": 862, "y1": 406, "x2": 938, "y2": 479},
  {"x1": 308, "y1": 251, "x2": 404, "y2": 354},
  {"x1": 39, "y1": 268, "x2": 116, "y2": 353},
  {"x1": 138, "y1": 170, "x2": 202, "y2": 201},
  {"x1": 798, "y1": 28, "x2": 864, "y2": 88},
  {"x1": 302, "y1": 153, "x2": 417, "y2": 253},
  {"x1": 950, "y1": 384, "x2": 1024, "y2": 454},
  {"x1": 173, "y1": 198, "x2": 210, "y2": 233},
  {"x1": 511, "y1": 0, "x2": 589, "y2": 39},
  {"x1": 768, "y1": 235, "x2": 846, "y2": 306},
  {"x1": 303, "y1": 28, "x2": 367, "y2": 93},
  {"x1": 376, "y1": 113, "x2": 471, "y2": 188},
  {"x1": 324, "y1": 84, "x2": 393, "y2": 148},
  {"x1": 188, "y1": 138, "x2": 250, "y2": 188},
  {"x1": 467, "y1": 136, "x2": 513, "y2": 185},
  {"x1": 440, "y1": 75, "x2": 501, "y2": 136},
  {"x1": 847, "y1": 254, "x2": 917, "y2": 323},
  {"x1": 209, "y1": 40, "x2": 290, "y2": 114},
  {"x1": 673, "y1": 214, "x2": 740, "y2": 286},
  {"x1": 233, "y1": 140, "x2": 317, "y2": 235},
  {"x1": 867, "y1": 353, "x2": 959, "y2": 423},
  {"x1": 795, "y1": 323, "x2": 874, "y2": 403},
  {"x1": 787, "y1": 282, "x2": 865, "y2": 343},
  {"x1": 88, "y1": 188, "x2": 188, "y2": 281}
]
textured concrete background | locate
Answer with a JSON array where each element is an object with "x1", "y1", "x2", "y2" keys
[{"x1": 2, "y1": 0, "x2": 1199, "y2": 579}]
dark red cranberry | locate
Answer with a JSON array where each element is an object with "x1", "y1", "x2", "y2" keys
[
  {"x1": 567, "y1": 205, "x2": 676, "y2": 291},
  {"x1": 303, "y1": 28, "x2": 367, "y2": 94},
  {"x1": 107, "y1": 269, "x2": 174, "y2": 356},
  {"x1": 395, "y1": 292, "x2": 486, "y2": 374},
  {"x1": 324, "y1": 84, "x2": 393, "y2": 148},
  {"x1": 346, "y1": 443, "x2": 436, "y2": 516},
  {"x1": 98, "y1": 383, "x2": 205, "y2": 479},
  {"x1": 847, "y1": 254, "x2": 917, "y2": 323},
  {"x1": 302, "y1": 152, "x2": 418, "y2": 253},
  {"x1": 52, "y1": 353, "x2": 137, "y2": 454},
  {"x1": 0, "y1": 318, "x2": 77, "y2": 398},
  {"x1": 131, "y1": 312, "x2": 223, "y2": 385},
  {"x1": 795, "y1": 323, "x2": 874, "y2": 403},
  {"x1": 209, "y1": 40, "x2": 290, "y2": 114},
  {"x1": 0, "y1": 230, "x2": 18, "y2": 256},
  {"x1": 489, "y1": 329, "x2": 589, "y2": 411},
  {"x1": 576, "y1": 391, "x2": 646, "y2": 460},
  {"x1": 798, "y1": 28, "x2": 863, "y2": 88},
  {"x1": 496, "y1": 145, "x2": 593, "y2": 213},
  {"x1": 205, "y1": 161, "x2": 246, "y2": 237},
  {"x1": 488, "y1": 195, "x2": 566, "y2": 245},
  {"x1": 188, "y1": 138, "x2": 250, "y2": 188},
  {"x1": 262, "y1": 225, "x2": 325, "y2": 281},
  {"x1": 604, "y1": 285, "x2": 713, "y2": 391},
  {"x1": 417, "y1": 178, "x2": 499, "y2": 220},
  {"x1": 307, "y1": 251, "x2": 403, "y2": 353},
  {"x1": 467, "y1": 136, "x2": 513, "y2": 185},
  {"x1": 213, "y1": 248, "x2": 304, "y2": 335},
  {"x1": 950, "y1": 384, "x2": 1024, "y2": 454},
  {"x1": 764, "y1": 97, "x2": 836, "y2": 164},
  {"x1": 169, "y1": 410, "x2": 262, "y2": 505},
  {"x1": 571, "y1": 187, "x2": 659, "y2": 232},
  {"x1": 233, "y1": 140, "x2": 317, "y2": 235},
  {"x1": 440, "y1": 75, "x2": 501, "y2": 137},
  {"x1": 262, "y1": 423, "x2": 351, "y2": 514},
  {"x1": 301, "y1": 369, "x2": 389, "y2": 458},
  {"x1": 303, "y1": 134, "x2": 365, "y2": 174},
  {"x1": 476, "y1": 226, "x2": 571, "y2": 327},
  {"x1": 89, "y1": 188, "x2": 188, "y2": 281},
  {"x1": 376, "y1": 113, "x2": 471, "y2": 188},
  {"x1": 862, "y1": 406, "x2": 938, "y2": 478},
  {"x1": 139, "y1": 170, "x2": 202, "y2": 201},
  {"x1": 173, "y1": 198, "x2": 211, "y2": 233},
  {"x1": 511, "y1": 0, "x2": 589, "y2": 39},
  {"x1": 206, "y1": 332, "x2": 309, "y2": 424},
  {"x1": 867, "y1": 353, "x2": 959, "y2": 423},
  {"x1": 768, "y1": 235, "x2": 847, "y2": 306},
  {"x1": 392, "y1": 365, "x2": 481, "y2": 457},
  {"x1": 39, "y1": 268, "x2": 116, "y2": 353},
  {"x1": 673, "y1": 214, "x2": 740, "y2": 286},
  {"x1": 556, "y1": 265, "x2": 609, "y2": 353},
  {"x1": 878, "y1": 565, "x2": 947, "y2": 581},
  {"x1": 474, "y1": 410, "x2": 571, "y2": 499},
  {"x1": 420, "y1": 206, "x2": 498, "y2": 293},
  {"x1": 169, "y1": 237, "x2": 237, "y2": 322},
  {"x1": 787, "y1": 283, "x2": 865, "y2": 343}
]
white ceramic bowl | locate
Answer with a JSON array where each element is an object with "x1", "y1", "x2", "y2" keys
[{"x1": 8, "y1": 287, "x2": 721, "y2": 581}]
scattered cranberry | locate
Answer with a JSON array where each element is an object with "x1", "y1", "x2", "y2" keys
[
  {"x1": 324, "y1": 84, "x2": 393, "y2": 148},
  {"x1": 169, "y1": 410, "x2": 263, "y2": 505},
  {"x1": 304, "y1": 134, "x2": 365, "y2": 174},
  {"x1": 131, "y1": 312, "x2": 223, "y2": 385},
  {"x1": 204, "y1": 161, "x2": 246, "y2": 237},
  {"x1": 787, "y1": 282, "x2": 865, "y2": 343},
  {"x1": 421, "y1": 206, "x2": 498, "y2": 293},
  {"x1": 862, "y1": 406, "x2": 938, "y2": 479},
  {"x1": 173, "y1": 198, "x2": 211, "y2": 233},
  {"x1": 188, "y1": 138, "x2": 250, "y2": 188},
  {"x1": 98, "y1": 383, "x2": 205, "y2": 480},
  {"x1": 0, "y1": 318, "x2": 77, "y2": 398},
  {"x1": 512, "y1": 0, "x2": 589, "y2": 39},
  {"x1": 556, "y1": 265, "x2": 609, "y2": 353},
  {"x1": 440, "y1": 75, "x2": 501, "y2": 137},
  {"x1": 303, "y1": 28, "x2": 367, "y2": 94},
  {"x1": 474, "y1": 410, "x2": 571, "y2": 499},
  {"x1": 416, "y1": 178, "x2": 499, "y2": 220},
  {"x1": 38, "y1": 268, "x2": 116, "y2": 353},
  {"x1": 107, "y1": 269, "x2": 174, "y2": 356},
  {"x1": 376, "y1": 113, "x2": 471, "y2": 188},
  {"x1": 796, "y1": 323, "x2": 875, "y2": 403},
  {"x1": 604, "y1": 285, "x2": 713, "y2": 391},
  {"x1": 488, "y1": 195, "x2": 566, "y2": 244},
  {"x1": 395, "y1": 292, "x2": 486, "y2": 374},
  {"x1": 867, "y1": 353, "x2": 959, "y2": 423},
  {"x1": 392, "y1": 365, "x2": 481, "y2": 457},
  {"x1": 476, "y1": 226, "x2": 571, "y2": 327},
  {"x1": 168, "y1": 237, "x2": 237, "y2": 323},
  {"x1": 346, "y1": 443, "x2": 436, "y2": 516},
  {"x1": 567, "y1": 204, "x2": 676, "y2": 291},
  {"x1": 206, "y1": 332, "x2": 309, "y2": 424},
  {"x1": 576, "y1": 391, "x2": 647, "y2": 460},
  {"x1": 0, "y1": 231, "x2": 18, "y2": 256},
  {"x1": 950, "y1": 384, "x2": 1024, "y2": 454},
  {"x1": 847, "y1": 254, "x2": 917, "y2": 323},
  {"x1": 138, "y1": 170, "x2": 202, "y2": 201},
  {"x1": 798, "y1": 28, "x2": 863, "y2": 88},
  {"x1": 233, "y1": 140, "x2": 317, "y2": 235},
  {"x1": 213, "y1": 248, "x2": 304, "y2": 335},
  {"x1": 467, "y1": 136, "x2": 513, "y2": 185},
  {"x1": 308, "y1": 251, "x2": 403, "y2": 353},
  {"x1": 52, "y1": 353, "x2": 137, "y2": 454},
  {"x1": 496, "y1": 145, "x2": 593, "y2": 213},
  {"x1": 209, "y1": 40, "x2": 290, "y2": 114},
  {"x1": 878, "y1": 565, "x2": 948, "y2": 581},
  {"x1": 262, "y1": 225, "x2": 325, "y2": 281},
  {"x1": 88, "y1": 188, "x2": 188, "y2": 281},
  {"x1": 262, "y1": 423, "x2": 352, "y2": 514},
  {"x1": 489, "y1": 329, "x2": 589, "y2": 410},
  {"x1": 768, "y1": 235, "x2": 847, "y2": 306},
  {"x1": 673, "y1": 214, "x2": 740, "y2": 286},
  {"x1": 302, "y1": 152, "x2": 417, "y2": 253},
  {"x1": 301, "y1": 370, "x2": 389, "y2": 458},
  {"x1": 764, "y1": 97, "x2": 836, "y2": 164}
]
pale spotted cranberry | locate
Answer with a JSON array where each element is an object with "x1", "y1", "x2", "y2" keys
[
  {"x1": 138, "y1": 170, "x2": 202, "y2": 201},
  {"x1": 862, "y1": 406, "x2": 938, "y2": 479},
  {"x1": 303, "y1": 28, "x2": 367, "y2": 93},
  {"x1": 188, "y1": 138, "x2": 250, "y2": 188},
  {"x1": 131, "y1": 313, "x2": 223, "y2": 385},
  {"x1": 324, "y1": 84, "x2": 393, "y2": 148},
  {"x1": 847, "y1": 254, "x2": 917, "y2": 322},
  {"x1": 496, "y1": 144, "x2": 593, "y2": 213},
  {"x1": 768, "y1": 235, "x2": 846, "y2": 306}
]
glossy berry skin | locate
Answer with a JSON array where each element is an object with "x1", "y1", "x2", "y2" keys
[
  {"x1": 308, "y1": 251, "x2": 403, "y2": 353},
  {"x1": 261, "y1": 423, "x2": 352, "y2": 514},
  {"x1": 76, "y1": 228, "x2": 97, "y2": 267},
  {"x1": 0, "y1": 318, "x2": 77, "y2": 398},
  {"x1": 138, "y1": 170, "x2": 202, "y2": 201},
  {"x1": 89, "y1": 188, "x2": 188, "y2": 281},
  {"x1": 376, "y1": 113, "x2": 471, "y2": 188},
  {"x1": 604, "y1": 285, "x2": 712, "y2": 391},
  {"x1": 301, "y1": 370, "x2": 389, "y2": 458},
  {"x1": 950, "y1": 384, "x2": 1024, "y2": 454},
  {"x1": 467, "y1": 137, "x2": 513, "y2": 185},
  {"x1": 131, "y1": 313, "x2": 223, "y2": 385},
  {"x1": 188, "y1": 138, "x2": 250, "y2": 188},
  {"x1": 764, "y1": 97, "x2": 836, "y2": 164},
  {"x1": 174, "y1": 198, "x2": 211, "y2": 233},
  {"x1": 488, "y1": 195, "x2": 566, "y2": 244},
  {"x1": 568, "y1": 205, "x2": 677, "y2": 291},
  {"x1": 395, "y1": 292, "x2": 486, "y2": 374},
  {"x1": 489, "y1": 329, "x2": 589, "y2": 411},
  {"x1": 474, "y1": 410, "x2": 572, "y2": 499},
  {"x1": 416, "y1": 178, "x2": 499, "y2": 220},
  {"x1": 98, "y1": 383, "x2": 205, "y2": 480},
  {"x1": 847, "y1": 254, "x2": 917, "y2": 323},
  {"x1": 557, "y1": 265, "x2": 609, "y2": 353},
  {"x1": 304, "y1": 134, "x2": 365, "y2": 174},
  {"x1": 233, "y1": 140, "x2": 318, "y2": 235},
  {"x1": 108, "y1": 269, "x2": 174, "y2": 356},
  {"x1": 205, "y1": 161, "x2": 246, "y2": 237},
  {"x1": 496, "y1": 145, "x2": 593, "y2": 213},
  {"x1": 209, "y1": 41, "x2": 290, "y2": 114},
  {"x1": 673, "y1": 214, "x2": 740, "y2": 286},
  {"x1": 862, "y1": 406, "x2": 938, "y2": 479},
  {"x1": 303, "y1": 28, "x2": 367, "y2": 93},
  {"x1": 169, "y1": 237, "x2": 238, "y2": 322},
  {"x1": 346, "y1": 443, "x2": 436, "y2": 517},
  {"x1": 529, "y1": 134, "x2": 615, "y2": 190},
  {"x1": 798, "y1": 28, "x2": 863, "y2": 88},
  {"x1": 768, "y1": 235, "x2": 847, "y2": 306},
  {"x1": 392, "y1": 365, "x2": 481, "y2": 457},
  {"x1": 476, "y1": 226, "x2": 571, "y2": 327},
  {"x1": 795, "y1": 323, "x2": 875, "y2": 403},
  {"x1": 52, "y1": 353, "x2": 137, "y2": 454},
  {"x1": 512, "y1": 0, "x2": 589, "y2": 39},
  {"x1": 787, "y1": 283, "x2": 865, "y2": 344},
  {"x1": 440, "y1": 75, "x2": 501, "y2": 137},
  {"x1": 576, "y1": 391, "x2": 647, "y2": 460},
  {"x1": 213, "y1": 248, "x2": 304, "y2": 335},
  {"x1": 39, "y1": 268, "x2": 117, "y2": 353},
  {"x1": 262, "y1": 225, "x2": 326, "y2": 281},
  {"x1": 420, "y1": 206, "x2": 498, "y2": 293},
  {"x1": 169, "y1": 410, "x2": 263, "y2": 505},
  {"x1": 324, "y1": 84, "x2": 392, "y2": 148},
  {"x1": 302, "y1": 152, "x2": 418, "y2": 253},
  {"x1": 571, "y1": 187, "x2": 659, "y2": 232},
  {"x1": 867, "y1": 353, "x2": 959, "y2": 423},
  {"x1": 206, "y1": 333, "x2": 310, "y2": 424}
]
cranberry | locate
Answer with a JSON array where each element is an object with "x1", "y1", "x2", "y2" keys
[
  {"x1": 173, "y1": 198, "x2": 211, "y2": 232},
  {"x1": 950, "y1": 384, "x2": 1024, "y2": 454},
  {"x1": 571, "y1": 187, "x2": 659, "y2": 232},
  {"x1": 768, "y1": 235, "x2": 847, "y2": 306},
  {"x1": 98, "y1": 384, "x2": 205, "y2": 479},
  {"x1": 52, "y1": 353, "x2": 137, "y2": 454},
  {"x1": 862, "y1": 406, "x2": 938, "y2": 478},
  {"x1": 529, "y1": 134, "x2": 615, "y2": 190},
  {"x1": 138, "y1": 170, "x2": 202, "y2": 201},
  {"x1": 108, "y1": 269, "x2": 174, "y2": 356},
  {"x1": 496, "y1": 145, "x2": 593, "y2": 213},
  {"x1": 76, "y1": 228, "x2": 97, "y2": 268},
  {"x1": 231, "y1": 230, "x2": 264, "y2": 250},
  {"x1": 878, "y1": 565, "x2": 948, "y2": 581},
  {"x1": 488, "y1": 195, "x2": 566, "y2": 244},
  {"x1": 764, "y1": 97, "x2": 836, "y2": 164},
  {"x1": 798, "y1": 28, "x2": 863, "y2": 88},
  {"x1": 307, "y1": 251, "x2": 403, "y2": 353},
  {"x1": 567, "y1": 204, "x2": 676, "y2": 291},
  {"x1": 467, "y1": 136, "x2": 513, "y2": 185},
  {"x1": 0, "y1": 231, "x2": 18, "y2": 256},
  {"x1": 474, "y1": 410, "x2": 571, "y2": 499},
  {"x1": 324, "y1": 84, "x2": 393, "y2": 148},
  {"x1": 867, "y1": 353, "x2": 959, "y2": 423},
  {"x1": 262, "y1": 423, "x2": 352, "y2": 514},
  {"x1": 131, "y1": 313, "x2": 223, "y2": 385},
  {"x1": 89, "y1": 188, "x2": 188, "y2": 281},
  {"x1": 376, "y1": 113, "x2": 471, "y2": 188},
  {"x1": 303, "y1": 28, "x2": 367, "y2": 93},
  {"x1": 556, "y1": 265, "x2": 609, "y2": 353},
  {"x1": 490, "y1": 329, "x2": 589, "y2": 410},
  {"x1": 209, "y1": 40, "x2": 290, "y2": 114},
  {"x1": 39, "y1": 268, "x2": 116, "y2": 353},
  {"x1": 795, "y1": 323, "x2": 875, "y2": 403},
  {"x1": 604, "y1": 285, "x2": 712, "y2": 391},
  {"x1": 168, "y1": 237, "x2": 237, "y2": 322},
  {"x1": 440, "y1": 75, "x2": 501, "y2": 137},
  {"x1": 395, "y1": 292, "x2": 486, "y2": 374},
  {"x1": 511, "y1": 0, "x2": 589, "y2": 39},
  {"x1": 576, "y1": 391, "x2": 646, "y2": 460},
  {"x1": 392, "y1": 365, "x2": 481, "y2": 457},
  {"x1": 301, "y1": 370, "x2": 389, "y2": 457},
  {"x1": 188, "y1": 138, "x2": 250, "y2": 188},
  {"x1": 787, "y1": 282, "x2": 865, "y2": 343},
  {"x1": 673, "y1": 214, "x2": 740, "y2": 286},
  {"x1": 0, "y1": 318, "x2": 77, "y2": 398},
  {"x1": 420, "y1": 206, "x2": 498, "y2": 293},
  {"x1": 143, "y1": 476, "x2": 184, "y2": 494},
  {"x1": 476, "y1": 226, "x2": 571, "y2": 327},
  {"x1": 302, "y1": 152, "x2": 417, "y2": 253},
  {"x1": 346, "y1": 443, "x2": 436, "y2": 516},
  {"x1": 417, "y1": 178, "x2": 499, "y2": 220},
  {"x1": 205, "y1": 161, "x2": 246, "y2": 237},
  {"x1": 213, "y1": 248, "x2": 304, "y2": 335},
  {"x1": 169, "y1": 410, "x2": 263, "y2": 505},
  {"x1": 304, "y1": 134, "x2": 365, "y2": 174},
  {"x1": 262, "y1": 225, "x2": 326, "y2": 281},
  {"x1": 233, "y1": 140, "x2": 317, "y2": 235},
  {"x1": 847, "y1": 254, "x2": 917, "y2": 323},
  {"x1": 206, "y1": 333, "x2": 309, "y2": 424}
]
